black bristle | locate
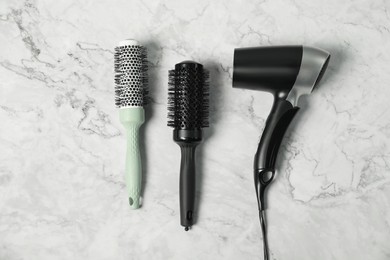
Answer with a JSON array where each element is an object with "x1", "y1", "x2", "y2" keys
[
  {"x1": 167, "y1": 62, "x2": 209, "y2": 129},
  {"x1": 114, "y1": 44, "x2": 148, "y2": 108}
]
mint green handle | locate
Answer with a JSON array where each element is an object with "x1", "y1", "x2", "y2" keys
[{"x1": 119, "y1": 107, "x2": 145, "y2": 209}]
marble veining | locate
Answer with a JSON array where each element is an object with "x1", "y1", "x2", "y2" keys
[{"x1": 1, "y1": 0, "x2": 390, "y2": 259}]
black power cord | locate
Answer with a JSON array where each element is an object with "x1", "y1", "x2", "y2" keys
[{"x1": 259, "y1": 210, "x2": 269, "y2": 260}]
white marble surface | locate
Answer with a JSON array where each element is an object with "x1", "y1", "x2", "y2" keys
[{"x1": 1, "y1": 0, "x2": 390, "y2": 259}]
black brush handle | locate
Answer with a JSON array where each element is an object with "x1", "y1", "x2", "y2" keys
[
  {"x1": 179, "y1": 143, "x2": 197, "y2": 230},
  {"x1": 254, "y1": 99, "x2": 299, "y2": 210},
  {"x1": 173, "y1": 129, "x2": 202, "y2": 231}
]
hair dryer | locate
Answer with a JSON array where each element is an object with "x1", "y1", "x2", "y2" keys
[{"x1": 232, "y1": 45, "x2": 330, "y2": 259}]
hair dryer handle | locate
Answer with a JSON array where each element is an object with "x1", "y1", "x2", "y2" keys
[{"x1": 254, "y1": 99, "x2": 299, "y2": 210}]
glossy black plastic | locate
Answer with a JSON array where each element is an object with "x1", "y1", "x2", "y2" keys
[
  {"x1": 173, "y1": 129, "x2": 202, "y2": 229},
  {"x1": 254, "y1": 99, "x2": 299, "y2": 210},
  {"x1": 255, "y1": 100, "x2": 298, "y2": 169},
  {"x1": 233, "y1": 45, "x2": 330, "y2": 260},
  {"x1": 233, "y1": 46, "x2": 303, "y2": 207},
  {"x1": 233, "y1": 46, "x2": 302, "y2": 98},
  {"x1": 168, "y1": 61, "x2": 209, "y2": 231}
]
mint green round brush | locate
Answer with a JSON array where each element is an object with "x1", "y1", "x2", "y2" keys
[{"x1": 114, "y1": 40, "x2": 148, "y2": 209}]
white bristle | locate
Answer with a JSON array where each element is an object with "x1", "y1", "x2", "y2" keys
[{"x1": 114, "y1": 40, "x2": 148, "y2": 108}]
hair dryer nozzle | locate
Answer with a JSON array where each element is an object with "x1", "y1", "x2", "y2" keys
[{"x1": 286, "y1": 46, "x2": 330, "y2": 106}]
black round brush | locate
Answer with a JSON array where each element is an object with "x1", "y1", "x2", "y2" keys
[{"x1": 168, "y1": 61, "x2": 209, "y2": 231}]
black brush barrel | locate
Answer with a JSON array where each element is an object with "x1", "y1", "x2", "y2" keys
[{"x1": 168, "y1": 61, "x2": 209, "y2": 130}]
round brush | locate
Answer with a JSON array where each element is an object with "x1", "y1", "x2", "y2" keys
[
  {"x1": 114, "y1": 40, "x2": 148, "y2": 209},
  {"x1": 167, "y1": 61, "x2": 209, "y2": 231}
]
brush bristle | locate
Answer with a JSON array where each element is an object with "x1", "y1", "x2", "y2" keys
[
  {"x1": 114, "y1": 44, "x2": 148, "y2": 108},
  {"x1": 167, "y1": 62, "x2": 209, "y2": 129}
]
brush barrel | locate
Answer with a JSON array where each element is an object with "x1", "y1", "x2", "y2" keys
[
  {"x1": 174, "y1": 129, "x2": 202, "y2": 229},
  {"x1": 120, "y1": 107, "x2": 145, "y2": 209}
]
